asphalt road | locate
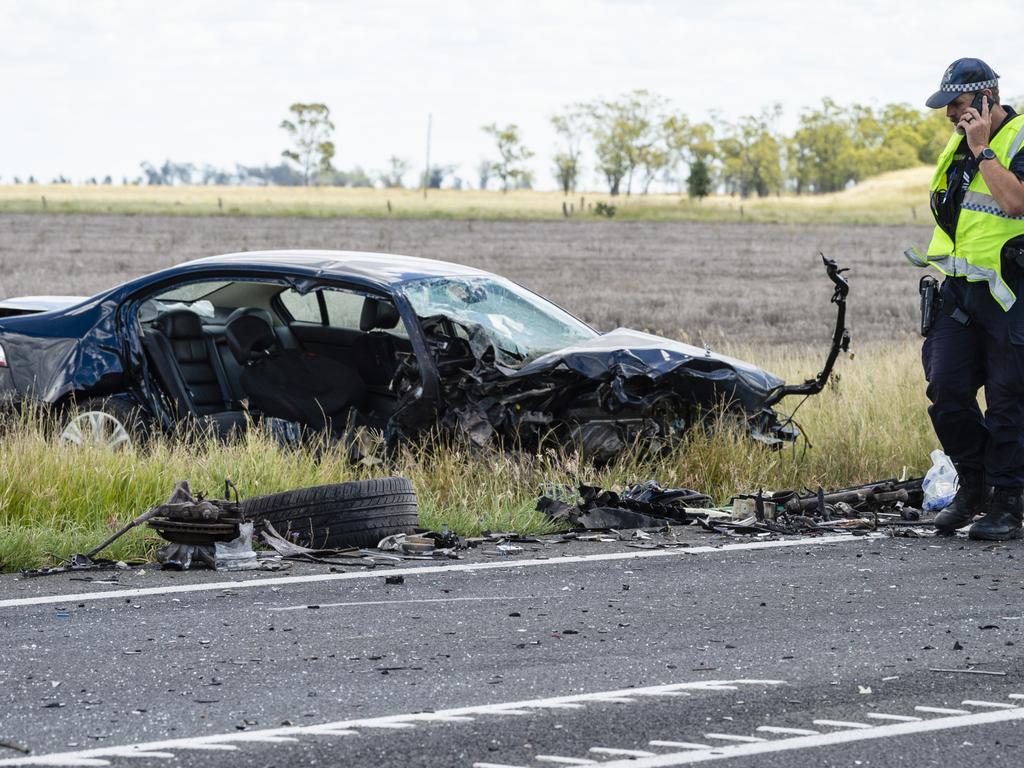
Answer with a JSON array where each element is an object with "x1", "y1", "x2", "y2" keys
[{"x1": 1, "y1": 532, "x2": 1023, "y2": 767}]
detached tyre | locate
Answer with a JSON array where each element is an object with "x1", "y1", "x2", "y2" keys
[{"x1": 241, "y1": 477, "x2": 418, "y2": 549}]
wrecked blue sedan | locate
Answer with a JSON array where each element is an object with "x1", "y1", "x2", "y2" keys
[{"x1": 0, "y1": 251, "x2": 848, "y2": 458}]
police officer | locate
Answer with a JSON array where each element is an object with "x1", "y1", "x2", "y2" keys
[{"x1": 923, "y1": 58, "x2": 1024, "y2": 540}]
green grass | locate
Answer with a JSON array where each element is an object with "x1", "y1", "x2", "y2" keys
[
  {"x1": 0, "y1": 339, "x2": 934, "y2": 572},
  {"x1": 0, "y1": 167, "x2": 933, "y2": 224}
]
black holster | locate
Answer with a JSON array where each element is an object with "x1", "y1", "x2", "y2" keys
[
  {"x1": 919, "y1": 275, "x2": 940, "y2": 337},
  {"x1": 920, "y1": 275, "x2": 971, "y2": 337}
]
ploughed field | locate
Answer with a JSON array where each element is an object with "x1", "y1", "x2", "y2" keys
[{"x1": 0, "y1": 214, "x2": 932, "y2": 347}]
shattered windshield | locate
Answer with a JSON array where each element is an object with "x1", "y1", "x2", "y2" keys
[{"x1": 401, "y1": 275, "x2": 597, "y2": 367}]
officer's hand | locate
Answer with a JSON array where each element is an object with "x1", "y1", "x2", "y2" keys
[{"x1": 961, "y1": 97, "x2": 992, "y2": 154}]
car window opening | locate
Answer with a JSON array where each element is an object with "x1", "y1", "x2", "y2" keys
[{"x1": 136, "y1": 279, "x2": 416, "y2": 437}]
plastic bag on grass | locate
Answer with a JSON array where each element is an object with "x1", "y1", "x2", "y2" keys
[
  {"x1": 214, "y1": 522, "x2": 259, "y2": 571},
  {"x1": 922, "y1": 449, "x2": 958, "y2": 511}
]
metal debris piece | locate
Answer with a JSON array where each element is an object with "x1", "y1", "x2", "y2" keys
[
  {"x1": 260, "y1": 522, "x2": 380, "y2": 567},
  {"x1": 538, "y1": 481, "x2": 714, "y2": 531}
]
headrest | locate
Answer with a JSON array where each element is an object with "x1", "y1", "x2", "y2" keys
[
  {"x1": 359, "y1": 297, "x2": 401, "y2": 332},
  {"x1": 225, "y1": 308, "x2": 278, "y2": 364},
  {"x1": 155, "y1": 309, "x2": 203, "y2": 339}
]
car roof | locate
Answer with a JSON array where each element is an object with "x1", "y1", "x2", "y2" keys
[
  {"x1": 0, "y1": 296, "x2": 88, "y2": 311},
  {"x1": 179, "y1": 250, "x2": 490, "y2": 287}
]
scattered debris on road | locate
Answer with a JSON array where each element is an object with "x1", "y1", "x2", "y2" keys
[
  {"x1": 538, "y1": 477, "x2": 933, "y2": 539},
  {"x1": 537, "y1": 481, "x2": 717, "y2": 530}
]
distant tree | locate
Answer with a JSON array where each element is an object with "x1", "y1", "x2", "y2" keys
[
  {"x1": 550, "y1": 109, "x2": 587, "y2": 195},
  {"x1": 201, "y1": 164, "x2": 234, "y2": 186},
  {"x1": 663, "y1": 113, "x2": 716, "y2": 193},
  {"x1": 718, "y1": 106, "x2": 784, "y2": 198},
  {"x1": 140, "y1": 160, "x2": 194, "y2": 186},
  {"x1": 687, "y1": 156, "x2": 712, "y2": 200},
  {"x1": 420, "y1": 164, "x2": 456, "y2": 189},
  {"x1": 51, "y1": 174, "x2": 70, "y2": 184},
  {"x1": 321, "y1": 167, "x2": 374, "y2": 187},
  {"x1": 235, "y1": 162, "x2": 304, "y2": 186},
  {"x1": 476, "y1": 159, "x2": 493, "y2": 190},
  {"x1": 85, "y1": 177, "x2": 98, "y2": 185},
  {"x1": 584, "y1": 90, "x2": 666, "y2": 196},
  {"x1": 379, "y1": 156, "x2": 411, "y2": 188},
  {"x1": 101, "y1": 175, "x2": 112, "y2": 185},
  {"x1": 514, "y1": 170, "x2": 535, "y2": 190},
  {"x1": 280, "y1": 103, "x2": 336, "y2": 185},
  {"x1": 481, "y1": 123, "x2": 534, "y2": 192},
  {"x1": 12, "y1": 176, "x2": 21, "y2": 184},
  {"x1": 28, "y1": 175, "x2": 37, "y2": 184}
]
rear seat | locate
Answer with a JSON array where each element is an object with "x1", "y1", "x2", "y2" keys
[{"x1": 142, "y1": 309, "x2": 247, "y2": 437}]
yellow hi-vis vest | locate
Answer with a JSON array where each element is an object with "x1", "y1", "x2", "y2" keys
[{"x1": 927, "y1": 113, "x2": 1024, "y2": 310}]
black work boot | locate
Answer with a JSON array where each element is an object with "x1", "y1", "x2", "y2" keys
[
  {"x1": 933, "y1": 471, "x2": 986, "y2": 533},
  {"x1": 969, "y1": 486, "x2": 1024, "y2": 541}
]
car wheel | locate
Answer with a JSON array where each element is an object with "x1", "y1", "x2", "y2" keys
[
  {"x1": 241, "y1": 477, "x2": 419, "y2": 549},
  {"x1": 59, "y1": 397, "x2": 147, "y2": 450}
]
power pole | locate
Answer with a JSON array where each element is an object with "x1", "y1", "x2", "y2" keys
[{"x1": 422, "y1": 113, "x2": 432, "y2": 199}]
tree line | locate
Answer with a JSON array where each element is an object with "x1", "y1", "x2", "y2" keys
[{"x1": 7, "y1": 93, "x2": 1015, "y2": 196}]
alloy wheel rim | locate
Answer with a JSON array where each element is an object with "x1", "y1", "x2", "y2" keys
[{"x1": 60, "y1": 411, "x2": 133, "y2": 450}]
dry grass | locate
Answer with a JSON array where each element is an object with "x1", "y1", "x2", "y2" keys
[
  {"x1": 0, "y1": 339, "x2": 932, "y2": 572},
  {"x1": 0, "y1": 167, "x2": 933, "y2": 224}
]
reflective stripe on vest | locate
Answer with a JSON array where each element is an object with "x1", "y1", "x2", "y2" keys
[
  {"x1": 927, "y1": 253, "x2": 1017, "y2": 308},
  {"x1": 1009, "y1": 124, "x2": 1024, "y2": 163},
  {"x1": 962, "y1": 190, "x2": 1024, "y2": 220}
]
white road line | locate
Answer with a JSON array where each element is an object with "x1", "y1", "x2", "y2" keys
[
  {"x1": 0, "y1": 679, "x2": 783, "y2": 767},
  {"x1": 648, "y1": 741, "x2": 712, "y2": 750},
  {"x1": 703, "y1": 734, "x2": 766, "y2": 743},
  {"x1": 303, "y1": 729, "x2": 360, "y2": 737},
  {"x1": 535, "y1": 756, "x2": 599, "y2": 765},
  {"x1": 169, "y1": 745, "x2": 238, "y2": 751},
  {"x1": 755, "y1": 726, "x2": 819, "y2": 736},
  {"x1": 962, "y1": 700, "x2": 1019, "y2": 709},
  {"x1": 866, "y1": 713, "x2": 921, "y2": 722},
  {"x1": 811, "y1": 719, "x2": 873, "y2": 730},
  {"x1": 102, "y1": 751, "x2": 175, "y2": 760},
  {"x1": 209, "y1": 734, "x2": 299, "y2": 743},
  {"x1": 914, "y1": 706, "x2": 971, "y2": 715},
  {"x1": 1010, "y1": 694, "x2": 1024, "y2": 700},
  {"x1": 591, "y1": 707, "x2": 1024, "y2": 767},
  {"x1": 271, "y1": 595, "x2": 536, "y2": 612},
  {"x1": 590, "y1": 747, "x2": 658, "y2": 757},
  {"x1": 0, "y1": 535, "x2": 865, "y2": 610},
  {"x1": 473, "y1": 763, "x2": 528, "y2": 768}
]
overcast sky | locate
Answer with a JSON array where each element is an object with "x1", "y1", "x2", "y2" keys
[{"x1": 2, "y1": 0, "x2": 1020, "y2": 189}]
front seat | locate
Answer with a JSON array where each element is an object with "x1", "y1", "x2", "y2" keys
[
  {"x1": 142, "y1": 309, "x2": 247, "y2": 437},
  {"x1": 353, "y1": 297, "x2": 402, "y2": 388},
  {"x1": 224, "y1": 309, "x2": 365, "y2": 433}
]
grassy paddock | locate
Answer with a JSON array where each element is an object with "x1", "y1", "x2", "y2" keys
[
  {"x1": 0, "y1": 167, "x2": 931, "y2": 224},
  {"x1": 0, "y1": 339, "x2": 933, "y2": 572}
]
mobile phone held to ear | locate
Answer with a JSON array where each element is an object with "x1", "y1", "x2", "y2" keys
[{"x1": 958, "y1": 93, "x2": 991, "y2": 134}]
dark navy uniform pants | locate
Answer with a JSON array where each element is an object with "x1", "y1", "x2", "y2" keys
[{"x1": 923, "y1": 275, "x2": 1024, "y2": 487}]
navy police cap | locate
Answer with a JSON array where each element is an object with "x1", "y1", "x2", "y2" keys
[{"x1": 926, "y1": 58, "x2": 1000, "y2": 108}]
